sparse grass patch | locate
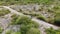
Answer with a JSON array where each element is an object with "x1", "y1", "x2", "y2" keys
[{"x1": 0, "y1": 9, "x2": 10, "y2": 16}]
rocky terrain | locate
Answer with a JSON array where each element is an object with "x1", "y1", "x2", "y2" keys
[
  {"x1": 0, "y1": 5, "x2": 60, "y2": 34},
  {"x1": 0, "y1": 0, "x2": 60, "y2": 34}
]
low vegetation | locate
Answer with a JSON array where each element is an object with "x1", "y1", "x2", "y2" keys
[
  {"x1": 53, "y1": 6, "x2": 60, "y2": 26},
  {"x1": 0, "y1": 9, "x2": 10, "y2": 16},
  {"x1": 46, "y1": 27, "x2": 60, "y2": 34},
  {"x1": 0, "y1": 0, "x2": 55, "y2": 5},
  {"x1": 10, "y1": 15, "x2": 40, "y2": 34},
  {"x1": 0, "y1": 27, "x2": 3, "y2": 34}
]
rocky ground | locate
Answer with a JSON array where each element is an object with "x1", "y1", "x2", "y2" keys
[{"x1": 0, "y1": 5, "x2": 60, "y2": 34}]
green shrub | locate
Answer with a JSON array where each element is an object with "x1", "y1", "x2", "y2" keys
[
  {"x1": 20, "y1": 24, "x2": 39, "y2": 34},
  {"x1": 11, "y1": 16, "x2": 40, "y2": 34},
  {"x1": 54, "y1": 12, "x2": 60, "y2": 26},
  {"x1": 5, "y1": 30, "x2": 12, "y2": 34},
  {"x1": 26, "y1": 28, "x2": 40, "y2": 34},
  {"x1": 11, "y1": 32, "x2": 21, "y2": 34},
  {"x1": 20, "y1": 24, "x2": 31, "y2": 34},
  {"x1": 53, "y1": 6, "x2": 60, "y2": 25},
  {"x1": 52, "y1": 5, "x2": 60, "y2": 25},
  {"x1": 37, "y1": 14, "x2": 46, "y2": 21},
  {"x1": 0, "y1": 27, "x2": 3, "y2": 33},
  {"x1": 46, "y1": 27, "x2": 60, "y2": 34}
]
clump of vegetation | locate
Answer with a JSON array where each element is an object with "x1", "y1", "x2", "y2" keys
[
  {"x1": 6, "y1": 30, "x2": 21, "y2": 34},
  {"x1": 53, "y1": 6, "x2": 60, "y2": 26},
  {"x1": 5, "y1": 30, "x2": 12, "y2": 34},
  {"x1": 11, "y1": 32, "x2": 21, "y2": 34},
  {"x1": 26, "y1": 28, "x2": 40, "y2": 34},
  {"x1": 10, "y1": 15, "x2": 40, "y2": 34},
  {"x1": 0, "y1": 9, "x2": 10, "y2": 16},
  {"x1": 54, "y1": 11, "x2": 60, "y2": 26},
  {"x1": 5, "y1": 29, "x2": 21, "y2": 34},
  {"x1": 45, "y1": 27, "x2": 60, "y2": 34},
  {"x1": 36, "y1": 14, "x2": 46, "y2": 21},
  {"x1": 0, "y1": 27, "x2": 3, "y2": 34}
]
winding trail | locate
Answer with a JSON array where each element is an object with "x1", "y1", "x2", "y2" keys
[{"x1": 2, "y1": 6, "x2": 59, "y2": 34}]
